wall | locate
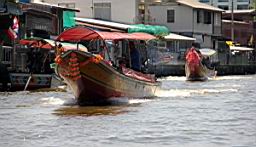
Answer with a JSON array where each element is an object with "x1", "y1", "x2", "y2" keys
[
  {"x1": 193, "y1": 10, "x2": 214, "y2": 35},
  {"x1": 39, "y1": 0, "x2": 137, "y2": 24},
  {"x1": 148, "y1": 4, "x2": 193, "y2": 32}
]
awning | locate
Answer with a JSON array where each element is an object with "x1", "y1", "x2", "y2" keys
[
  {"x1": 230, "y1": 46, "x2": 254, "y2": 51},
  {"x1": 164, "y1": 33, "x2": 196, "y2": 41},
  {"x1": 56, "y1": 26, "x2": 156, "y2": 42}
]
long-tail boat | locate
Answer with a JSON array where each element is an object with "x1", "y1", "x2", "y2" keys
[
  {"x1": 55, "y1": 27, "x2": 160, "y2": 105},
  {"x1": 185, "y1": 48, "x2": 216, "y2": 81}
]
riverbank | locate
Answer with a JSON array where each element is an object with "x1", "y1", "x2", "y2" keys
[{"x1": 149, "y1": 64, "x2": 256, "y2": 77}]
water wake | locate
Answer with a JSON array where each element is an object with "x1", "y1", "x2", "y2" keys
[
  {"x1": 40, "y1": 97, "x2": 65, "y2": 105},
  {"x1": 155, "y1": 88, "x2": 238, "y2": 98},
  {"x1": 155, "y1": 89, "x2": 191, "y2": 98},
  {"x1": 108, "y1": 97, "x2": 153, "y2": 105}
]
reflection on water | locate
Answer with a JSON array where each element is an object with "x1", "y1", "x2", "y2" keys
[
  {"x1": 53, "y1": 106, "x2": 130, "y2": 116},
  {"x1": 53, "y1": 98, "x2": 151, "y2": 116}
]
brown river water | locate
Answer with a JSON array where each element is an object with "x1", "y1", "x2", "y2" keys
[{"x1": 0, "y1": 75, "x2": 256, "y2": 147}]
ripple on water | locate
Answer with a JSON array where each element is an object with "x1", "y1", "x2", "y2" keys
[{"x1": 0, "y1": 75, "x2": 256, "y2": 147}]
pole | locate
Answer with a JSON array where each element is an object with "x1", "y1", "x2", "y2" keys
[
  {"x1": 24, "y1": 74, "x2": 32, "y2": 91},
  {"x1": 144, "y1": 1, "x2": 148, "y2": 24},
  {"x1": 231, "y1": 0, "x2": 234, "y2": 42},
  {"x1": 91, "y1": 0, "x2": 94, "y2": 17},
  {"x1": 0, "y1": 41, "x2": 3, "y2": 62}
]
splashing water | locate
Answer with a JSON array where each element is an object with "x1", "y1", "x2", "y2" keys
[{"x1": 40, "y1": 97, "x2": 65, "y2": 105}]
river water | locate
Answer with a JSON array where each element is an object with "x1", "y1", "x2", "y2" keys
[{"x1": 0, "y1": 75, "x2": 256, "y2": 147}]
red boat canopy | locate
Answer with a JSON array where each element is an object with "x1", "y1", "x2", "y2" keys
[{"x1": 56, "y1": 27, "x2": 156, "y2": 42}]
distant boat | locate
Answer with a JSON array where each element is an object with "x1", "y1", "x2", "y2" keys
[
  {"x1": 55, "y1": 27, "x2": 160, "y2": 105},
  {"x1": 185, "y1": 48, "x2": 216, "y2": 81}
]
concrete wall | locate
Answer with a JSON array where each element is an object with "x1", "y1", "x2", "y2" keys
[
  {"x1": 198, "y1": 0, "x2": 253, "y2": 10},
  {"x1": 37, "y1": 0, "x2": 137, "y2": 24},
  {"x1": 193, "y1": 10, "x2": 213, "y2": 35},
  {"x1": 148, "y1": 4, "x2": 193, "y2": 32},
  {"x1": 149, "y1": 4, "x2": 221, "y2": 48}
]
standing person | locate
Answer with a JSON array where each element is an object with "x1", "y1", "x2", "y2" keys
[
  {"x1": 129, "y1": 42, "x2": 141, "y2": 71},
  {"x1": 186, "y1": 44, "x2": 201, "y2": 65}
]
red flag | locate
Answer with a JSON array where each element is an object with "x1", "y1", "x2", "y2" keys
[
  {"x1": 12, "y1": 16, "x2": 19, "y2": 34},
  {"x1": 4, "y1": 17, "x2": 19, "y2": 40},
  {"x1": 4, "y1": 27, "x2": 17, "y2": 40}
]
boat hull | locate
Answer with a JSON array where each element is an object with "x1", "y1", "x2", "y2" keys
[
  {"x1": 57, "y1": 51, "x2": 160, "y2": 105},
  {"x1": 185, "y1": 62, "x2": 209, "y2": 81}
]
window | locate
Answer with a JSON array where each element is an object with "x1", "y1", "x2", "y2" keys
[
  {"x1": 197, "y1": 10, "x2": 203, "y2": 23},
  {"x1": 167, "y1": 9, "x2": 175, "y2": 23},
  {"x1": 218, "y1": 5, "x2": 229, "y2": 10},
  {"x1": 237, "y1": 0, "x2": 249, "y2": 2},
  {"x1": 218, "y1": 0, "x2": 229, "y2": 2},
  {"x1": 58, "y1": 3, "x2": 75, "y2": 9},
  {"x1": 199, "y1": 0, "x2": 210, "y2": 3},
  {"x1": 94, "y1": 3, "x2": 111, "y2": 20},
  {"x1": 204, "y1": 11, "x2": 211, "y2": 24},
  {"x1": 166, "y1": 41, "x2": 177, "y2": 52},
  {"x1": 157, "y1": 40, "x2": 166, "y2": 48},
  {"x1": 215, "y1": 13, "x2": 220, "y2": 25},
  {"x1": 237, "y1": 5, "x2": 249, "y2": 10}
]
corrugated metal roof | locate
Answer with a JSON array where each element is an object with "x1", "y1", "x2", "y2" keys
[
  {"x1": 224, "y1": 9, "x2": 256, "y2": 14},
  {"x1": 164, "y1": 33, "x2": 196, "y2": 41},
  {"x1": 222, "y1": 20, "x2": 249, "y2": 25},
  {"x1": 76, "y1": 21, "x2": 125, "y2": 32},
  {"x1": 75, "y1": 17, "x2": 136, "y2": 30},
  {"x1": 32, "y1": 1, "x2": 80, "y2": 12},
  {"x1": 176, "y1": 0, "x2": 224, "y2": 12},
  {"x1": 230, "y1": 46, "x2": 254, "y2": 51}
]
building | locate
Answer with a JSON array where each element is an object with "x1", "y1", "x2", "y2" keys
[
  {"x1": 0, "y1": 0, "x2": 79, "y2": 72},
  {"x1": 148, "y1": 0, "x2": 223, "y2": 49},
  {"x1": 222, "y1": 9, "x2": 256, "y2": 46},
  {"x1": 33, "y1": 0, "x2": 144, "y2": 24},
  {"x1": 198, "y1": 0, "x2": 253, "y2": 10}
]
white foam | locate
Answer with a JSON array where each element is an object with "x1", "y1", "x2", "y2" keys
[
  {"x1": 214, "y1": 75, "x2": 253, "y2": 80},
  {"x1": 155, "y1": 87, "x2": 238, "y2": 98},
  {"x1": 158, "y1": 76, "x2": 186, "y2": 81},
  {"x1": 155, "y1": 89, "x2": 191, "y2": 97},
  {"x1": 201, "y1": 88, "x2": 238, "y2": 93},
  {"x1": 40, "y1": 97, "x2": 65, "y2": 105},
  {"x1": 109, "y1": 97, "x2": 153, "y2": 105},
  {"x1": 128, "y1": 99, "x2": 153, "y2": 104}
]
